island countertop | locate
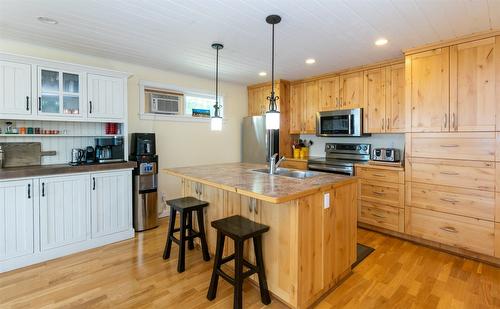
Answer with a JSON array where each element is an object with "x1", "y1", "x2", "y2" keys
[{"x1": 163, "y1": 162, "x2": 357, "y2": 203}]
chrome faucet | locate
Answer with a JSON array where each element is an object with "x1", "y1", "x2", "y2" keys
[{"x1": 269, "y1": 153, "x2": 286, "y2": 174}]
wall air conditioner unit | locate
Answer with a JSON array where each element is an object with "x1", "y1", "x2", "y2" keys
[{"x1": 150, "y1": 92, "x2": 184, "y2": 115}]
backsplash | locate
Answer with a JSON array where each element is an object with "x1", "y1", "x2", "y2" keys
[{"x1": 299, "y1": 133, "x2": 405, "y2": 157}]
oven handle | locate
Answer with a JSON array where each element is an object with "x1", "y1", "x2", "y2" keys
[
  {"x1": 348, "y1": 114, "x2": 354, "y2": 135},
  {"x1": 308, "y1": 164, "x2": 353, "y2": 175}
]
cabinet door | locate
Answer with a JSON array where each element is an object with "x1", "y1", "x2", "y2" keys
[
  {"x1": 91, "y1": 170, "x2": 132, "y2": 238},
  {"x1": 247, "y1": 87, "x2": 258, "y2": 116},
  {"x1": 87, "y1": 74, "x2": 125, "y2": 119},
  {"x1": 0, "y1": 180, "x2": 33, "y2": 261},
  {"x1": 199, "y1": 184, "x2": 225, "y2": 254},
  {"x1": 303, "y1": 80, "x2": 319, "y2": 134},
  {"x1": 319, "y1": 76, "x2": 339, "y2": 111},
  {"x1": 38, "y1": 67, "x2": 84, "y2": 117},
  {"x1": 289, "y1": 83, "x2": 304, "y2": 134},
  {"x1": 386, "y1": 63, "x2": 406, "y2": 132},
  {"x1": 450, "y1": 37, "x2": 497, "y2": 132},
  {"x1": 39, "y1": 175, "x2": 89, "y2": 251},
  {"x1": 364, "y1": 68, "x2": 386, "y2": 133},
  {"x1": 0, "y1": 61, "x2": 32, "y2": 115},
  {"x1": 339, "y1": 71, "x2": 364, "y2": 109},
  {"x1": 409, "y1": 48, "x2": 450, "y2": 132}
]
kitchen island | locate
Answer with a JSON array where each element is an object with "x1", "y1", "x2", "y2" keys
[{"x1": 164, "y1": 163, "x2": 358, "y2": 309}]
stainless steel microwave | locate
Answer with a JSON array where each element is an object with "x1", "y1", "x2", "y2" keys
[{"x1": 316, "y1": 108, "x2": 365, "y2": 137}]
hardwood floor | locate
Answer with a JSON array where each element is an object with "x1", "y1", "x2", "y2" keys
[{"x1": 1, "y1": 218, "x2": 499, "y2": 309}]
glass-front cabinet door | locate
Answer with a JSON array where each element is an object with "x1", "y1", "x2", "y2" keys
[{"x1": 38, "y1": 67, "x2": 83, "y2": 116}]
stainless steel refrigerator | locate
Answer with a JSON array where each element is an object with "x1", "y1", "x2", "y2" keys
[{"x1": 242, "y1": 116, "x2": 279, "y2": 163}]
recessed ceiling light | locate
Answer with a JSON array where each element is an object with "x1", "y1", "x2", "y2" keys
[
  {"x1": 305, "y1": 58, "x2": 316, "y2": 64},
  {"x1": 37, "y1": 17, "x2": 58, "y2": 25},
  {"x1": 375, "y1": 38, "x2": 388, "y2": 46},
  {"x1": 259, "y1": 72, "x2": 267, "y2": 76}
]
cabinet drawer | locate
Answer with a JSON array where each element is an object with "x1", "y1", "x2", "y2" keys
[
  {"x1": 408, "y1": 158, "x2": 495, "y2": 191},
  {"x1": 359, "y1": 180, "x2": 404, "y2": 208},
  {"x1": 358, "y1": 201, "x2": 404, "y2": 232},
  {"x1": 356, "y1": 166, "x2": 403, "y2": 184},
  {"x1": 406, "y1": 182, "x2": 495, "y2": 221},
  {"x1": 281, "y1": 160, "x2": 308, "y2": 170},
  {"x1": 407, "y1": 207, "x2": 495, "y2": 256},
  {"x1": 410, "y1": 132, "x2": 496, "y2": 161}
]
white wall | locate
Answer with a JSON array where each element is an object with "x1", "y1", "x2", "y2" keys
[{"x1": 0, "y1": 39, "x2": 248, "y2": 215}]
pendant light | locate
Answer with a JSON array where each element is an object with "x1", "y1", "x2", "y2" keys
[
  {"x1": 211, "y1": 43, "x2": 223, "y2": 131},
  {"x1": 265, "y1": 14, "x2": 281, "y2": 130}
]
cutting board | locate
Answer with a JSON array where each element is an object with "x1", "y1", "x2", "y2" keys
[{"x1": 1, "y1": 142, "x2": 56, "y2": 167}]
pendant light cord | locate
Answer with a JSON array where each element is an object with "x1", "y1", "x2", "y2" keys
[{"x1": 271, "y1": 23, "x2": 275, "y2": 99}]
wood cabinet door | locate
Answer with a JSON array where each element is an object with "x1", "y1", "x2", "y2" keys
[
  {"x1": 0, "y1": 61, "x2": 32, "y2": 116},
  {"x1": 247, "y1": 87, "x2": 257, "y2": 116},
  {"x1": 91, "y1": 170, "x2": 132, "y2": 238},
  {"x1": 386, "y1": 63, "x2": 406, "y2": 132},
  {"x1": 289, "y1": 83, "x2": 304, "y2": 134},
  {"x1": 319, "y1": 76, "x2": 339, "y2": 111},
  {"x1": 364, "y1": 67, "x2": 386, "y2": 133},
  {"x1": 303, "y1": 80, "x2": 319, "y2": 134},
  {"x1": 0, "y1": 179, "x2": 34, "y2": 261},
  {"x1": 408, "y1": 48, "x2": 450, "y2": 132},
  {"x1": 87, "y1": 74, "x2": 125, "y2": 120},
  {"x1": 450, "y1": 37, "x2": 497, "y2": 132},
  {"x1": 198, "y1": 184, "x2": 225, "y2": 254},
  {"x1": 258, "y1": 86, "x2": 271, "y2": 116},
  {"x1": 39, "y1": 175, "x2": 89, "y2": 251},
  {"x1": 339, "y1": 71, "x2": 364, "y2": 109}
]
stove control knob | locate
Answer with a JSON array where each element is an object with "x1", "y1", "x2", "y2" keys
[
  {"x1": 326, "y1": 145, "x2": 332, "y2": 150},
  {"x1": 362, "y1": 146, "x2": 368, "y2": 151}
]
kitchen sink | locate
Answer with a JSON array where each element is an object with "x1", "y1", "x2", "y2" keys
[{"x1": 252, "y1": 168, "x2": 321, "y2": 179}]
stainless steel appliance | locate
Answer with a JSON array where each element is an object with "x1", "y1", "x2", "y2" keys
[
  {"x1": 70, "y1": 148, "x2": 85, "y2": 165},
  {"x1": 130, "y1": 133, "x2": 159, "y2": 232},
  {"x1": 372, "y1": 148, "x2": 401, "y2": 162},
  {"x1": 308, "y1": 143, "x2": 371, "y2": 175},
  {"x1": 95, "y1": 136, "x2": 125, "y2": 163},
  {"x1": 316, "y1": 108, "x2": 367, "y2": 137},
  {"x1": 242, "y1": 116, "x2": 279, "y2": 164}
]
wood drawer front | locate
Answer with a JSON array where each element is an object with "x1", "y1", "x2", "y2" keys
[
  {"x1": 407, "y1": 207, "x2": 495, "y2": 256},
  {"x1": 406, "y1": 182, "x2": 495, "y2": 221},
  {"x1": 281, "y1": 160, "x2": 308, "y2": 170},
  {"x1": 411, "y1": 133, "x2": 496, "y2": 161},
  {"x1": 408, "y1": 158, "x2": 495, "y2": 191},
  {"x1": 360, "y1": 180, "x2": 404, "y2": 208},
  {"x1": 358, "y1": 201, "x2": 404, "y2": 232},
  {"x1": 356, "y1": 166, "x2": 403, "y2": 184}
]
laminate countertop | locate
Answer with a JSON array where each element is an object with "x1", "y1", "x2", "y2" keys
[
  {"x1": 0, "y1": 161, "x2": 137, "y2": 180},
  {"x1": 164, "y1": 162, "x2": 357, "y2": 204}
]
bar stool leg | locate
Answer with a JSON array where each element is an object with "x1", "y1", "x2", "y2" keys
[
  {"x1": 207, "y1": 231, "x2": 225, "y2": 300},
  {"x1": 162, "y1": 207, "x2": 176, "y2": 260},
  {"x1": 187, "y1": 211, "x2": 195, "y2": 250},
  {"x1": 253, "y1": 235, "x2": 271, "y2": 305},
  {"x1": 196, "y1": 209, "x2": 210, "y2": 261},
  {"x1": 234, "y1": 239, "x2": 244, "y2": 309},
  {"x1": 177, "y1": 211, "x2": 187, "y2": 273}
]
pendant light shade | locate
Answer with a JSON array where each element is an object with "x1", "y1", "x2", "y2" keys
[
  {"x1": 211, "y1": 43, "x2": 224, "y2": 131},
  {"x1": 265, "y1": 14, "x2": 281, "y2": 130}
]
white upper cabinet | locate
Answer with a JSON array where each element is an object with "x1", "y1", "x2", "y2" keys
[
  {"x1": 0, "y1": 61, "x2": 32, "y2": 116},
  {"x1": 87, "y1": 74, "x2": 125, "y2": 120},
  {"x1": 37, "y1": 66, "x2": 85, "y2": 117},
  {"x1": 0, "y1": 179, "x2": 34, "y2": 261}
]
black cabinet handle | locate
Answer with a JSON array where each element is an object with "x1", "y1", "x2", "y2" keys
[
  {"x1": 26, "y1": 96, "x2": 29, "y2": 111},
  {"x1": 27, "y1": 184, "x2": 31, "y2": 199},
  {"x1": 92, "y1": 177, "x2": 95, "y2": 190},
  {"x1": 89, "y1": 101, "x2": 92, "y2": 114},
  {"x1": 38, "y1": 97, "x2": 41, "y2": 111},
  {"x1": 41, "y1": 183, "x2": 45, "y2": 197}
]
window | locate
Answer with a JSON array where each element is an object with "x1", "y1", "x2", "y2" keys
[{"x1": 184, "y1": 95, "x2": 223, "y2": 117}]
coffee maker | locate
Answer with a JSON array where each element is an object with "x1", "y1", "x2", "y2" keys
[
  {"x1": 130, "y1": 133, "x2": 159, "y2": 231},
  {"x1": 95, "y1": 136, "x2": 124, "y2": 163}
]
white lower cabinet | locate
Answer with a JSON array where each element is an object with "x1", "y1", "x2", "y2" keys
[
  {"x1": 0, "y1": 179, "x2": 34, "y2": 261},
  {"x1": 39, "y1": 174, "x2": 89, "y2": 251},
  {"x1": 91, "y1": 170, "x2": 132, "y2": 238}
]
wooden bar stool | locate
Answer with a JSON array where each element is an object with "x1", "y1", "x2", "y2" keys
[
  {"x1": 207, "y1": 215, "x2": 271, "y2": 309},
  {"x1": 162, "y1": 196, "x2": 210, "y2": 273}
]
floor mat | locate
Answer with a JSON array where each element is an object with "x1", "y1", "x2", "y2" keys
[{"x1": 352, "y1": 243, "x2": 375, "y2": 268}]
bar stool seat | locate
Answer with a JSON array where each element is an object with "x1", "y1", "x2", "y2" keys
[
  {"x1": 162, "y1": 196, "x2": 210, "y2": 273},
  {"x1": 207, "y1": 215, "x2": 271, "y2": 309}
]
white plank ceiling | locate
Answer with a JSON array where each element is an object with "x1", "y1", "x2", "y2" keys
[{"x1": 0, "y1": 0, "x2": 499, "y2": 84}]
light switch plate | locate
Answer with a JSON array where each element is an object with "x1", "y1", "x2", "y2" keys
[{"x1": 323, "y1": 193, "x2": 330, "y2": 209}]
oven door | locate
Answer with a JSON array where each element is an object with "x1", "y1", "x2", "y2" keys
[
  {"x1": 316, "y1": 109, "x2": 362, "y2": 137},
  {"x1": 308, "y1": 163, "x2": 354, "y2": 176}
]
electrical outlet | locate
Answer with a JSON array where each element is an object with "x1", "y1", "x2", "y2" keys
[{"x1": 323, "y1": 193, "x2": 330, "y2": 209}]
